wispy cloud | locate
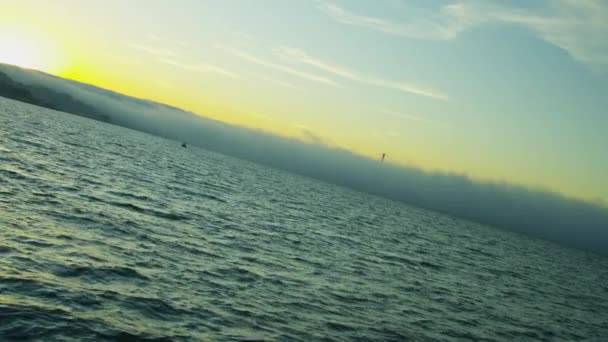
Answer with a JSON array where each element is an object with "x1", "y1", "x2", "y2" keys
[
  {"x1": 217, "y1": 45, "x2": 338, "y2": 86},
  {"x1": 130, "y1": 39, "x2": 239, "y2": 79},
  {"x1": 160, "y1": 59, "x2": 240, "y2": 79},
  {"x1": 129, "y1": 43, "x2": 178, "y2": 57},
  {"x1": 492, "y1": 1, "x2": 608, "y2": 68},
  {"x1": 253, "y1": 73, "x2": 300, "y2": 89},
  {"x1": 176, "y1": 41, "x2": 193, "y2": 48},
  {"x1": 146, "y1": 33, "x2": 161, "y2": 41},
  {"x1": 274, "y1": 47, "x2": 447, "y2": 100},
  {"x1": 231, "y1": 30, "x2": 257, "y2": 42},
  {"x1": 316, "y1": 1, "x2": 608, "y2": 68},
  {"x1": 379, "y1": 108, "x2": 437, "y2": 124},
  {"x1": 315, "y1": 1, "x2": 473, "y2": 40}
]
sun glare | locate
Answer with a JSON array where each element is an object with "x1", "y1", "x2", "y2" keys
[{"x1": 0, "y1": 29, "x2": 62, "y2": 72}]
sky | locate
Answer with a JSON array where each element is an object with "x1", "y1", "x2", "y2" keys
[{"x1": 1, "y1": 0, "x2": 607, "y2": 204}]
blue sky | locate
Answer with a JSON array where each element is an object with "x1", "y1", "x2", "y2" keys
[{"x1": 1, "y1": 0, "x2": 607, "y2": 203}]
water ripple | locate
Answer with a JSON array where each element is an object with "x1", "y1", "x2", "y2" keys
[{"x1": 1, "y1": 98, "x2": 607, "y2": 341}]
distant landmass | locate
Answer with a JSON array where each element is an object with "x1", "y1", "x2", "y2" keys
[
  {"x1": 0, "y1": 63, "x2": 195, "y2": 124},
  {"x1": 0, "y1": 68, "x2": 111, "y2": 122}
]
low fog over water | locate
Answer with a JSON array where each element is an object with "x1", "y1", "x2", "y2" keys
[{"x1": 2, "y1": 63, "x2": 607, "y2": 255}]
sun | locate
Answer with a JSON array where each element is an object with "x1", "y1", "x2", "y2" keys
[
  {"x1": 0, "y1": 29, "x2": 61, "y2": 72},
  {"x1": 0, "y1": 36, "x2": 43, "y2": 70}
]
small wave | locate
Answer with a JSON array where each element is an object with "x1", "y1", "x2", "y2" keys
[
  {"x1": 0, "y1": 303, "x2": 181, "y2": 341},
  {"x1": 26, "y1": 197, "x2": 63, "y2": 207},
  {"x1": 99, "y1": 290, "x2": 193, "y2": 321},
  {"x1": 166, "y1": 185, "x2": 227, "y2": 203},
  {"x1": 31, "y1": 191, "x2": 57, "y2": 199},
  {"x1": 44, "y1": 210, "x2": 98, "y2": 224},
  {"x1": 0, "y1": 155, "x2": 21, "y2": 165},
  {"x1": 39, "y1": 183, "x2": 81, "y2": 193},
  {"x1": 0, "y1": 245, "x2": 14, "y2": 254},
  {"x1": 9, "y1": 136, "x2": 48, "y2": 150},
  {"x1": 50, "y1": 264, "x2": 149, "y2": 282},
  {"x1": 13, "y1": 237, "x2": 55, "y2": 248},
  {"x1": 107, "y1": 190, "x2": 154, "y2": 202},
  {"x1": 376, "y1": 252, "x2": 420, "y2": 268},
  {"x1": 418, "y1": 260, "x2": 444, "y2": 270},
  {"x1": 81, "y1": 194, "x2": 189, "y2": 221},
  {"x1": 0, "y1": 276, "x2": 102, "y2": 308},
  {"x1": 211, "y1": 267, "x2": 264, "y2": 284},
  {"x1": 61, "y1": 140, "x2": 100, "y2": 152},
  {"x1": 170, "y1": 242, "x2": 222, "y2": 259},
  {"x1": 328, "y1": 291, "x2": 371, "y2": 304},
  {"x1": 0, "y1": 168, "x2": 34, "y2": 182},
  {"x1": 198, "y1": 193, "x2": 227, "y2": 203},
  {"x1": 78, "y1": 176, "x2": 105, "y2": 186},
  {"x1": 325, "y1": 321, "x2": 357, "y2": 332},
  {"x1": 0, "y1": 303, "x2": 74, "y2": 338}
]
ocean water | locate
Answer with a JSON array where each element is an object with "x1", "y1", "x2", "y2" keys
[{"x1": 0, "y1": 97, "x2": 607, "y2": 342}]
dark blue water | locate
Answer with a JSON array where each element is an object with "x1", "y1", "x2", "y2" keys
[{"x1": 1, "y1": 97, "x2": 607, "y2": 341}]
